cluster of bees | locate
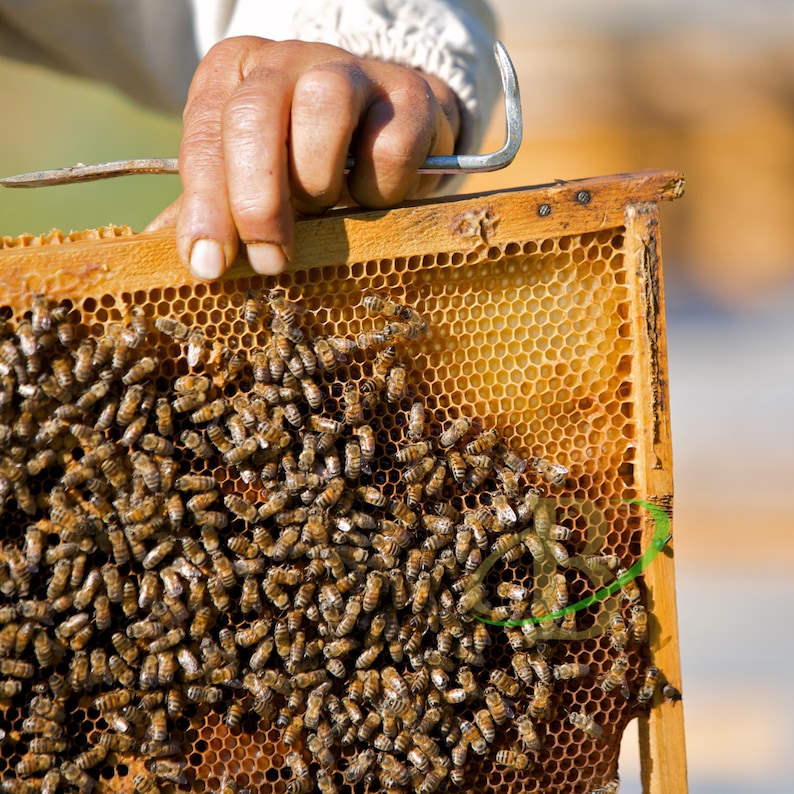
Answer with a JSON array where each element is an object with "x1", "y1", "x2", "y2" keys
[{"x1": 0, "y1": 288, "x2": 657, "y2": 793}]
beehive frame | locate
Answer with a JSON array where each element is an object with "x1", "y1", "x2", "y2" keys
[{"x1": 0, "y1": 169, "x2": 686, "y2": 793}]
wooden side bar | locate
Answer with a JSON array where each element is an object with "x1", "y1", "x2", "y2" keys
[{"x1": 623, "y1": 201, "x2": 688, "y2": 794}]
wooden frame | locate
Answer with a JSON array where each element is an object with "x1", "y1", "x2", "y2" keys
[{"x1": 0, "y1": 169, "x2": 686, "y2": 793}]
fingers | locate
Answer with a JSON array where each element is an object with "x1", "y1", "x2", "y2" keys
[
  {"x1": 289, "y1": 63, "x2": 368, "y2": 215},
  {"x1": 174, "y1": 38, "x2": 461, "y2": 281},
  {"x1": 144, "y1": 195, "x2": 182, "y2": 232},
  {"x1": 177, "y1": 37, "x2": 254, "y2": 279},
  {"x1": 220, "y1": 58, "x2": 295, "y2": 275},
  {"x1": 347, "y1": 68, "x2": 457, "y2": 208}
]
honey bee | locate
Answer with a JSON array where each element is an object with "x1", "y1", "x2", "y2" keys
[
  {"x1": 207, "y1": 575, "x2": 231, "y2": 611},
  {"x1": 636, "y1": 664, "x2": 660, "y2": 706},
  {"x1": 223, "y1": 493, "x2": 257, "y2": 523},
  {"x1": 132, "y1": 774, "x2": 161, "y2": 794},
  {"x1": 241, "y1": 289, "x2": 264, "y2": 326},
  {"x1": 28, "y1": 737, "x2": 68, "y2": 755},
  {"x1": 411, "y1": 571, "x2": 432, "y2": 614},
  {"x1": 630, "y1": 603, "x2": 649, "y2": 644},
  {"x1": 495, "y1": 749, "x2": 530, "y2": 770},
  {"x1": 385, "y1": 364, "x2": 406, "y2": 403},
  {"x1": 180, "y1": 430, "x2": 214, "y2": 459},
  {"x1": 186, "y1": 685, "x2": 223, "y2": 704},
  {"x1": 25, "y1": 448, "x2": 57, "y2": 480},
  {"x1": 362, "y1": 291, "x2": 401, "y2": 319},
  {"x1": 344, "y1": 438, "x2": 362, "y2": 480},
  {"x1": 107, "y1": 655, "x2": 136, "y2": 689},
  {"x1": 489, "y1": 668, "x2": 520, "y2": 697},
  {"x1": 310, "y1": 336, "x2": 337, "y2": 373},
  {"x1": 193, "y1": 510, "x2": 229, "y2": 532},
  {"x1": 114, "y1": 382, "x2": 144, "y2": 427},
  {"x1": 239, "y1": 577, "x2": 262, "y2": 614},
  {"x1": 311, "y1": 477, "x2": 343, "y2": 511},
  {"x1": 0, "y1": 653, "x2": 34, "y2": 680},
  {"x1": 223, "y1": 436, "x2": 260, "y2": 467},
  {"x1": 608, "y1": 613, "x2": 629, "y2": 652},
  {"x1": 321, "y1": 450, "x2": 341, "y2": 478},
  {"x1": 73, "y1": 745, "x2": 107, "y2": 771},
  {"x1": 262, "y1": 579, "x2": 289, "y2": 611},
  {"x1": 339, "y1": 381, "x2": 364, "y2": 426},
  {"x1": 463, "y1": 455, "x2": 492, "y2": 492},
  {"x1": 599, "y1": 655, "x2": 630, "y2": 697},
  {"x1": 568, "y1": 710, "x2": 603, "y2": 739},
  {"x1": 586, "y1": 554, "x2": 621, "y2": 572},
  {"x1": 144, "y1": 707, "x2": 168, "y2": 743},
  {"x1": 553, "y1": 663, "x2": 591, "y2": 681},
  {"x1": 0, "y1": 679, "x2": 22, "y2": 698},
  {"x1": 111, "y1": 631, "x2": 141, "y2": 666},
  {"x1": 663, "y1": 683, "x2": 683, "y2": 704},
  {"x1": 387, "y1": 498, "x2": 416, "y2": 526},
  {"x1": 28, "y1": 293, "x2": 52, "y2": 334},
  {"x1": 21, "y1": 715, "x2": 63, "y2": 738},
  {"x1": 184, "y1": 327, "x2": 207, "y2": 368},
  {"x1": 250, "y1": 347, "x2": 270, "y2": 383},
  {"x1": 315, "y1": 768, "x2": 339, "y2": 794},
  {"x1": 356, "y1": 330, "x2": 391, "y2": 350},
  {"x1": 203, "y1": 423, "x2": 232, "y2": 456},
  {"x1": 403, "y1": 400, "x2": 426, "y2": 440},
  {"x1": 590, "y1": 780, "x2": 621, "y2": 794},
  {"x1": 148, "y1": 628, "x2": 185, "y2": 656},
  {"x1": 479, "y1": 686, "x2": 508, "y2": 725},
  {"x1": 457, "y1": 718, "x2": 486, "y2": 755},
  {"x1": 357, "y1": 570, "x2": 387, "y2": 614},
  {"x1": 149, "y1": 759, "x2": 187, "y2": 785},
  {"x1": 343, "y1": 747, "x2": 376, "y2": 785},
  {"x1": 92, "y1": 687, "x2": 134, "y2": 714},
  {"x1": 514, "y1": 713, "x2": 541, "y2": 752},
  {"x1": 439, "y1": 417, "x2": 470, "y2": 448},
  {"x1": 529, "y1": 682, "x2": 552, "y2": 721},
  {"x1": 496, "y1": 581, "x2": 530, "y2": 601},
  {"x1": 142, "y1": 539, "x2": 176, "y2": 571},
  {"x1": 403, "y1": 454, "x2": 436, "y2": 484},
  {"x1": 122, "y1": 355, "x2": 156, "y2": 386},
  {"x1": 46, "y1": 558, "x2": 71, "y2": 599},
  {"x1": 16, "y1": 753, "x2": 56, "y2": 777},
  {"x1": 533, "y1": 457, "x2": 569, "y2": 486}
]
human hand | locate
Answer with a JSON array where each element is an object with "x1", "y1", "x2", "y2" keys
[{"x1": 147, "y1": 37, "x2": 460, "y2": 280}]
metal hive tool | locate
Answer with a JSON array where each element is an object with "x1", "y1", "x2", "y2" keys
[
  {"x1": 0, "y1": 42, "x2": 521, "y2": 189},
  {"x1": 0, "y1": 170, "x2": 686, "y2": 794}
]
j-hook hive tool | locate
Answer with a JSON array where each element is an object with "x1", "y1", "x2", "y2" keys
[{"x1": 0, "y1": 41, "x2": 522, "y2": 188}]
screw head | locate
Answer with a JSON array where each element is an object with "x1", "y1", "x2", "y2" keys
[
  {"x1": 575, "y1": 190, "x2": 592, "y2": 205},
  {"x1": 538, "y1": 203, "x2": 552, "y2": 217}
]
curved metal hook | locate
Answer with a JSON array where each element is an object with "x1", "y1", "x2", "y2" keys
[{"x1": 0, "y1": 41, "x2": 522, "y2": 188}]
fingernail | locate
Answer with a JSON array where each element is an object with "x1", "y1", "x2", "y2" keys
[
  {"x1": 247, "y1": 243, "x2": 288, "y2": 275},
  {"x1": 190, "y1": 238, "x2": 226, "y2": 280}
]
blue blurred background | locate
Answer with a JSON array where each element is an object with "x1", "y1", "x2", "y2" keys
[{"x1": 1, "y1": 1, "x2": 793, "y2": 791}]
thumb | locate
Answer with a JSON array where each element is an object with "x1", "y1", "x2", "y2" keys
[{"x1": 145, "y1": 195, "x2": 183, "y2": 232}]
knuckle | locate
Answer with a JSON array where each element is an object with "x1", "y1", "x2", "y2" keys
[
  {"x1": 294, "y1": 64, "x2": 361, "y2": 118},
  {"x1": 292, "y1": 181, "x2": 340, "y2": 211},
  {"x1": 229, "y1": 196, "x2": 276, "y2": 229}
]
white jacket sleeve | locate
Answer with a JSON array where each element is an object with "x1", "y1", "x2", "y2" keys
[
  {"x1": 0, "y1": 0, "x2": 499, "y2": 157},
  {"x1": 0, "y1": 0, "x2": 199, "y2": 114},
  {"x1": 195, "y1": 0, "x2": 501, "y2": 158}
]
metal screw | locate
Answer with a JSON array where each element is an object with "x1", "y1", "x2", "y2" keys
[
  {"x1": 538, "y1": 204, "x2": 552, "y2": 217},
  {"x1": 575, "y1": 190, "x2": 591, "y2": 205}
]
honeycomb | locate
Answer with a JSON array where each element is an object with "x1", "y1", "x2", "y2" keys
[{"x1": 0, "y1": 176, "x2": 681, "y2": 794}]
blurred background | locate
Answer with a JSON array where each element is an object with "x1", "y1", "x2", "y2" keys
[{"x1": 0, "y1": 1, "x2": 792, "y2": 791}]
